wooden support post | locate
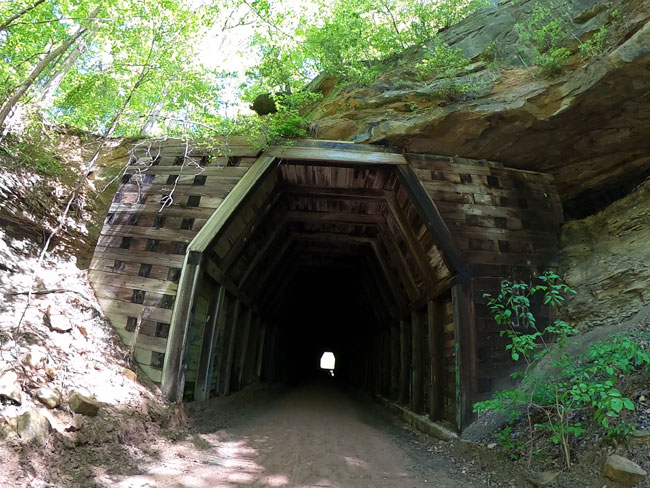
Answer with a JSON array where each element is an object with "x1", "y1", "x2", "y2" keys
[
  {"x1": 194, "y1": 285, "x2": 226, "y2": 401},
  {"x1": 243, "y1": 314, "x2": 261, "y2": 385},
  {"x1": 411, "y1": 309, "x2": 425, "y2": 414},
  {"x1": 398, "y1": 318, "x2": 411, "y2": 405},
  {"x1": 256, "y1": 322, "x2": 266, "y2": 380},
  {"x1": 161, "y1": 251, "x2": 203, "y2": 403},
  {"x1": 222, "y1": 299, "x2": 241, "y2": 396},
  {"x1": 374, "y1": 337, "x2": 382, "y2": 395},
  {"x1": 428, "y1": 299, "x2": 443, "y2": 420},
  {"x1": 383, "y1": 329, "x2": 391, "y2": 397},
  {"x1": 234, "y1": 306, "x2": 253, "y2": 391},
  {"x1": 390, "y1": 322, "x2": 400, "y2": 400},
  {"x1": 452, "y1": 282, "x2": 477, "y2": 431}
]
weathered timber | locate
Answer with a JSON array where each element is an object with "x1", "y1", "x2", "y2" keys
[
  {"x1": 194, "y1": 285, "x2": 225, "y2": 401},
  {"x1": 411, "y1": 309, "x2": 425, "y2": 414},
  {"x1": 452, "y1": 282, "x2": 477, "y2": 431},
  {"x1": 428, "y1": 299, "x2": 443, "y2": 420},
  {"x1": 160, "y1": 250, "x2": 203, "y2": 402}
]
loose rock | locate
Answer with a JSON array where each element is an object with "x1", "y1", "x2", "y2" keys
[
  {"x1": 527, "y1": 471, "x2": 560, "y2": 487},
  {"x1": 603, "y1": 454, "x2": 647, "y2": 486},
  {"x1": 122, "y1": 368, "x2": 137, "y2": 382},
  {"x1": 65, "y1": 414, "x2": 85, "y2": 432},
  {"x1": 34, "y1": 386, "x2": 62, "y2": 409},
  {"x1": 23, "y1": 348, "x2": 46, "y2": 369},
  {"x1": 0, "y1": 369, "x2": 22, "y2": 405},
  {"x1": 68, "y1": 392, "x2": 100, "y2": 416},
  {"x1": 17, "y1": 410, "x2": 52, "y2": 445},
  {"x1": 46, "y1": 307, "x2": 73, "y2": 333},
  {"x1": 631, "y1": 430, "x2": 650, "y2": 446}
]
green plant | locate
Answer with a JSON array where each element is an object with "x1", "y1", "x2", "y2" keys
[
  {"x1": 495, "y1": 425, "x2": 526, "y2": 460},
  {"x1": 416, "y1": 39, "x2": 469, "y2": 80},
  {"x1": 537, "y1": 47, "x2": 571, "y2": 77},
  {"x1": 406, "y1": 102, "x2": 419, "y2": 112},
  {"x1": 474, "y1": 272, "x2": 650, "y2": 467},
  {"x1": 579, "y1": 26, "x2": 609, "y2": 59},
  {"x1": 517, "y1": 3, "x2": 573, "y2": 76}
]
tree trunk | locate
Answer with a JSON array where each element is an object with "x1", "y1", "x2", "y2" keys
[
  {"x1": 38, "y1": 23, "x2": 98, "y2": 108},
  {"x1": 0, "y1": 6, "x2": 100, "y2": 128},
  {"x1": 139, "y1": 99, "x2": 164, "y2": 136}
]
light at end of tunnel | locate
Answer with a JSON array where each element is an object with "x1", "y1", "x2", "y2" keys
[{"x1": 320, "y1": 351, "x2": 335, "y2": 371}]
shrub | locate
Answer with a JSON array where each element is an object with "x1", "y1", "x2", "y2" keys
[
  {"x1": 474, "y1": 272, "x2": 650, "y2": 468},
  {"x1": 416, "y1": 39, "x2": 469, "y2": 80}
]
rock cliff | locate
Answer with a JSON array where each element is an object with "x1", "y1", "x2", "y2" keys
[{"x1": 310, "y1": 0, "x2": 650, "y2": 218}]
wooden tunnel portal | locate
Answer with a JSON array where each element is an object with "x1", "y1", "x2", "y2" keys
[{"x1": 90, "y1": 139, "x2": 563, "y2": 431}]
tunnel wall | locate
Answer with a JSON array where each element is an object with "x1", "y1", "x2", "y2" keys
[{"x1": 89, "y1": 138, "x2": 563, "y2": 431}]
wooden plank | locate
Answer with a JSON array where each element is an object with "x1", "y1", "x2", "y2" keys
[
  {"x1": 219, "y1": 190, "x2": 282, "y2": 274},
  {"x1": 160, "y1": 251, "x2": 203, "y2": 402},
  {"x1": 452, "y1": 282, "x2": 477, "y2": 431},
  {"x1": 97, "y1": 298, "x2": 172, "y2": 323},
  {"x1": 194, "y1": 285, "x2": 225, "y2": 401},
  {"x1": 243, "y1": 314, "x2": 261, "y2": 385},
  {"x1": 398, "y1": 318, "x2": 411, "y2": 406},
  {"x1": 375, "y1": 224, "x2": 420, "y2": 302},
  {"x1": 369, "y1": 241, "x2": 409, "y2": 311},
  {"x1": 267, "y1": 146, "x2": 407, "y2": 165},
  {"x1": 411, "y1": 309, "x2": 425, "y2": 414},
  {"x1": 390, "y1": 323, "x2": 400, "y2": 400},
  {"x1": 396, "y1": 165, "x2": 470, "y2": 283},
  {"x1": 385, "y1": 195, "x2": 436, "y2": 290},
  {"x1": 89, "y1": 270, "x2": 177, "y2": 295},
  {"x1": 238, "y1": 221, "x2": 288, "y2": 289},
  {"x1": 234, "y1": 306, "x2": 252, "y2": 391},
  {"x1": 91, "y1": 246, "x2": 186, "y2": 267},
  {"x1": 222, "y1": 299, "x2": 241, "y2": 396},
  {"x1": 256, "y1": 323, "x2": 266, "y2": 379},
  {"x1": 189, "y1": 156, "x2": 277, "y2": 253},
  {"x1": 285, "y1": 210, "x2": 384, "y2": 225},
  {"x1": 428, "y1": 299, "x2": 443, "y2": 420}
]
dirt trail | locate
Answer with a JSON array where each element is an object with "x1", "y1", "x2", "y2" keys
[{"x1": 103, "y1": 382, "x2": 492, "y2": 488}]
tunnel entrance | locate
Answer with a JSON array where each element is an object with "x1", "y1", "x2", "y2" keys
[
  {"x1": 90, "y1": 138, "x2": 564, "y2": 432},
  {"x1": 164, "y1": 154, "x2": 471, "y2": 427}
]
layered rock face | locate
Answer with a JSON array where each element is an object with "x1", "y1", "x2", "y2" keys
[
  {"x1": 311, "y1": 0, "x2": 650, "y2": 217},
  {"x1": 560, "y1": 177, "x2": 650, "y2": 329}
]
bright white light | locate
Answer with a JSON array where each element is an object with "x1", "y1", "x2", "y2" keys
[{"x1": 320, "y1": 352, "x2": 335, "y2": 370}]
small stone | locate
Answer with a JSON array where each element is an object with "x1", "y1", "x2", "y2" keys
[
  {"x1": 66, "y1": 415, "x2": 85, "y2": 432},
  {"x1": 46, "y1": 307, "x2": 73, "y2": 333},
  {"x1": 631, "y1": 430, "x2": 650, "y2": 445},
  {"x1": 0, "y1": 369, "x2": 22, "y2": 405},
  {"x1": 68, "y1": 392, "x2": 100, "y2": 416},
  {"x1": 17, "y1": 410, "x2": 52, "y2": 445},
  {"x1": 34, "y1": 387, "x2": 62, "y2": 409},
  {"x1": 487, "y1": 442, "x2": 497, "y2": 449},
  {"x1": 65, "y1": 415, "x2": 85, "y2": 432},
  {"x1": 122, "y1": 368, "x2": 137, "y2": 382},
  {"x1": 527, "y1": 471, "x2": 560, "y2": 487},
  {"x1": 23, "y1": 348, "x2": 46, "y2": 369},
  {"x1": 603, "y1": 454, "x2": 647, "y2": 486}
]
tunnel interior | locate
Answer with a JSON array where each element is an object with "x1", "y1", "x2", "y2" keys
[{"x1": 179, "y1": 159, "x2": 463, "y2": 427}]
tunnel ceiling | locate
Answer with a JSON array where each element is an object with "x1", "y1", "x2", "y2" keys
[{"x1": 202, "y1": 162, "x2": 454, "y2": 323}]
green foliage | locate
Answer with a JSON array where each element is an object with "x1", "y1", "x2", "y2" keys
[
  {"x1": 249, "y1": 0, "x2": 486, "y2": 90},
  {"x1": 474, "y1": 272, "x2": 650, "y2": 467},
  {"x1": 0, "y1": 126, "x2": 61, "y2": 176},
  {"x1": 517, "y1": 3, "x2": 573, "y2": 77},
  {"x1": 579, "y1": 26, "x2": 609, "y2": 59},
  {"x1": 415, "y1": 39, "x2": 469, "y2": 80},
  {"x1": 266, "y1": 91, "x2": 321, "y2": 140}
]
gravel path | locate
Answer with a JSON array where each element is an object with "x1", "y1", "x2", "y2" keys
[{"x1": 102, "y1": 381, "x2": 494, "y2": 488}]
